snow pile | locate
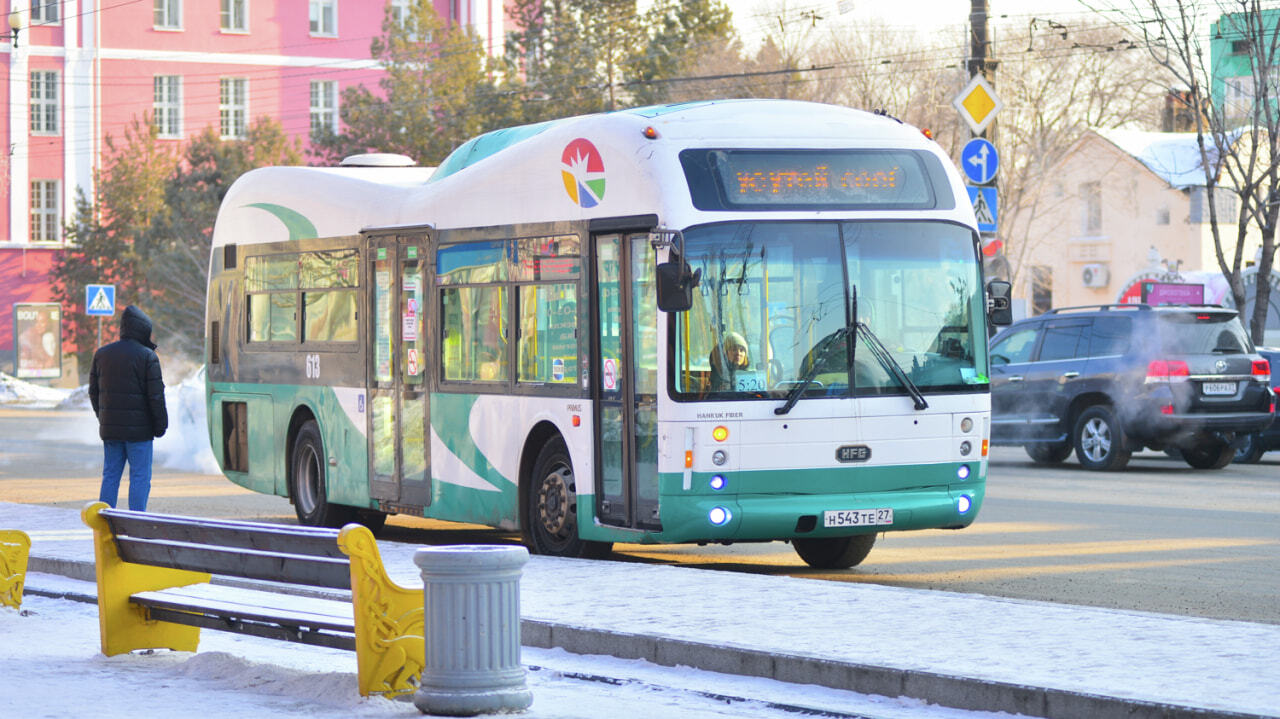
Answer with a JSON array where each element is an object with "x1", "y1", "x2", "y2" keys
[
  {"x1": 153, "y1": 366, "x2": 220, "y2": 475},
  {"x1": 0, "y1": 371, "x2": 73, "y2": 407}
]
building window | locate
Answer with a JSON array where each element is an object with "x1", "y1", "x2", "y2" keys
[
  {"x1": 1224, "y1": 75, "x2": 1255, "y2": 119},
  {"x1": 1080, "y1": 181, "x2": 1101, "y2": 234},
  {"x1": 31, "y1": 0, "x2": 59, "y2": 24},
  {"x1": 390, "y1": 0, "x2": 409, "y2": 25},
  {"x1": 30, "y1": 71, "x2": 58, "y2": 135},
  {"x1": 1031, "y1": 265, "x2": 1053, "y2": 316},
  {"x1": 154, "y1": 0, "x2": 182, "y2": 29},
  {"x1": 310, "y1": 0, "x2": 336, "y2": 35},
  {"x1": 221, "y1": 0, "x2": 247, "y2": 31},
  {"x1": 310, "y1": 80, "x2": 338, "y2": 136},
  {"x1": 153, "y1": 76, "x2": 182, "y2": 139},
  {"x1": 31, "y1": 180, "x2": 60, "y2": 243},
  {"x1": 1156, "y1": 205, "x2": 1170, "y2": 225},
  {"x1": 220, "y1": 78, "x2": 247, "y2": 139}
]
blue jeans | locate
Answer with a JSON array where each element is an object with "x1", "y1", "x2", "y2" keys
[{"x1": 100, "y1": 440, "x2": 153, "y2": 511}]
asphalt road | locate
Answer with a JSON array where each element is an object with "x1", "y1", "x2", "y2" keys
[{"x1": 3, "y1": 407, "x2": 1277, "y2": 624}]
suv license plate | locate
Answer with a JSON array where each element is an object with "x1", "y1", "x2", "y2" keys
[
  {"x1": 823, "y1": 508, "x2": 893, "y2": 528},
  {"x1": 1202, "y1": 381, "x2": 1237, "y2": 395}
]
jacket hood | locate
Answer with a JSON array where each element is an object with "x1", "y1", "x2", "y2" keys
[{"x1": 120, "y1": 305, "x2": 157, "y2": 350}]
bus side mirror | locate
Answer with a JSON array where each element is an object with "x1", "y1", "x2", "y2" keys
[
  {"x1": 656, "y1": 261, "x2": 701, "y2": 313},
  {"x1": 987, "y1": 280, "x2": 1013, "y2": 326}
]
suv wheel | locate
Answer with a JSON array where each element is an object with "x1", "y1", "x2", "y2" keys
[
  {"x1": 1182, "y1": 440, "x2": 1235, "y2": 470},
  {"x1": 1073, "y1": 406, "x2": 1131, "y2": 471},
  {"x1": 1026, "y1": 441, "x2": 1072, "y2": 464}
]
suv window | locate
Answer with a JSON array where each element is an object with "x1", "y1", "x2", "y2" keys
[
  {"x1": 1039, "y1": 320, "x2": 1091, "y2": 361},
  {"x1": 991, "y1": 325, "x2": 1038, "y2": 364},
  {"x1": 1157, "y1": 314, "x2": 1252, "y2": 354},
  {"x1": 1089, "y1": 316, "x2": 1131, "y2": 356}
]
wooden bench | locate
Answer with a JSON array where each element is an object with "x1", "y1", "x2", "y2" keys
[{"x1": 81, "y1": 501, "x2": 424, "y2": 697}]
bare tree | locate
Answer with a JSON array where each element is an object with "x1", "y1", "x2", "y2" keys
[{"x1": 1093, "y1": 0, "x2": 1280, "y2": 343}]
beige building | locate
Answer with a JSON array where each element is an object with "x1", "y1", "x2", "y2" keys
[{"x1": 1007, "y1": 129, "x2": 1260, "y2": 318}]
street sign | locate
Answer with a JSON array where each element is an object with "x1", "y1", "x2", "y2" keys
[
  {"x1": 953, "y1": 74, "x2": 1003, "y2": 135},
  {"x1": 86, "y1": 284, "x2": 115, "y2": 316},
  {"x1": 966, "y1": 186, "x2": 999, "y2": 233},
  {"x1": 960, "y1": 138, "x2": 999, "y2": 185}
]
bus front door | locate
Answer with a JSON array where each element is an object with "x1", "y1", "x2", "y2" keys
[
  {"x1": 367, "y1": 235, "x2": 431, "y2": 510},
  {"x1": 594, "y1": 233, "x2": 660, "y2": 530}
]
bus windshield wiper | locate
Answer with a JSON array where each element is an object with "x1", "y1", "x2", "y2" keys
[
  {"x1": 775, "y1": 325, "x2": 852, "y2": 415},
  {"x1": 857, "y1": 322, "x2": 929, "y2": 410}
]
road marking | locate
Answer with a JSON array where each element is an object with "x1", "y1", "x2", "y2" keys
[{"x1": 867, "y1": 537, "x2": 1277, "y2": 563}]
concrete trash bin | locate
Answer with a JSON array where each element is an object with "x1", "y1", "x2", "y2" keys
[{"x1": 413, "y1": 544, "x2": 532, "y2": 716}]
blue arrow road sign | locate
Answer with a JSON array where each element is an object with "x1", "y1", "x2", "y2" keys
[
  {"x1": 966, "y1": 186, "x2": 999, "y2": 233},
  {"x1": 86, "y1": 284, "x2": 116, "y2": 316},
  {"x1": 960, "y1": 138, "x2": 999, "y2": 185}
]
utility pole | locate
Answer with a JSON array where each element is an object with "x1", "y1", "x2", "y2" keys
[
  {"x1": 967, "y1": 0, "x2": 996, "y2": 142},
  {"x1": 965, "y1": 0, "x2": 1007, "y2": 283}
]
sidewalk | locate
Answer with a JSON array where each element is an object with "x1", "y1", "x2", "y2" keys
[{"x1": 3, "y1": 500, "x2": 1277, "y2": 719}]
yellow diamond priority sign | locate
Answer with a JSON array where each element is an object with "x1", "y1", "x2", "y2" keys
[{"x1": 953, "y1": 74, "x2": 1003, "y2": 135}]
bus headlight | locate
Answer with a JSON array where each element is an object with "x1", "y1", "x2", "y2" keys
[
  {"x1": 957, "y1": 464, "x2": 971, "y2": 480},
  {"x1": 712, "y1": 450, "x2": 727, "y2": 466},
  {"x1": 709, "y1": 475, "x2": 726, "y2": 491},
  {"x1": 708, "y1": 506, "x2": 732, "y2": 525},
  {"x1": 960, "y1": 417, "x2": 973, "y2": 433},
  {"x1": 957, "y1": 495, "x2": 972, "y2": 514},
  {"x1": 960, "y1": 440, "x2": 972, "y2": 456}
]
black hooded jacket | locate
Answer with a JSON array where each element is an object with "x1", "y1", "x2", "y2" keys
[{"x1": 89, "y1": 305, "x2": 168, "y2": 441}]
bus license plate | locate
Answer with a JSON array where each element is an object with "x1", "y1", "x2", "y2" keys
[
  {"x1": 823, "y1": 508, "x2": 893, "y2": 528},
  {"x1": 1202, "y1": 381, "x2": 1237, "y2": 396}
]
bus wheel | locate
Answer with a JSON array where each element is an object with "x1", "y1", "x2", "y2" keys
[
  {"x1": 525, "y1": 437, "x2": 612, "y2": 559},
  {"x1": 290, "y1": 420, "x2": 355, "y2": 528},
  {"x1": 793, "y1": 535, "x2": 876, "y2": 569}
]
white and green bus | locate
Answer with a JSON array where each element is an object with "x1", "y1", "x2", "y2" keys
[{"x1": 205, "y1": 100, "x2": 1010, "y2": 568}]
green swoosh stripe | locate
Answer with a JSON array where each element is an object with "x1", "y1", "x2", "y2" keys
[{"x1": 245, "y1": 202, "x2": 318, "y2": 241}]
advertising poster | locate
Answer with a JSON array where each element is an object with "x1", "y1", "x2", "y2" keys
[{"x1": 14, "y1": 303, "x2": 62, "y2": 379}]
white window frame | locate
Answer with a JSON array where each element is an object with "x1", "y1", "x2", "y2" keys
[
  {"x1": 30, "y1": 71, "x2": 58, "y2": 135},
  {"x1": 220, "y1": 77, "x2": 248, "y2": 140},
  {"x1": 154, "y1": 75, "x2": 183, "y2": 139},
  {"x1": 1224, "y1": 75, "x2": 1255, "y2": 119},
  {"x1": 221, "y1": 0, "x2": 248, "y2": 33},
  {"x1": 30, "y1": 180, "x2": 61, "y2": 243},
  {"x1": 31, "y1": 0, "x2": 60, "y2": 25},
  {"x1": 155, "y1": 0, "x2": 182, "y2": 29},
  {"x1": 310, "y1": 0, "x2": 337, "y2": 36},
  {"x1": 310, "y1": 80, "x2": 338, "y2": 136},
  {"x1": 389, "y1": 0, "x2": 410, "y2": 26}
]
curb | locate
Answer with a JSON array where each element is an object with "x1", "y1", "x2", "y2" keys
[{"x1": 26, "y1": 556, "x2": 1273, "y2": 719}]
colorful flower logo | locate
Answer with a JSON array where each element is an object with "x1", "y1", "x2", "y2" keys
[{"x1": 561, "y1": 138, "x2": 605, "y2": 208}]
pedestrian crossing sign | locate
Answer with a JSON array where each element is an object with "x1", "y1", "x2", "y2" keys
[
  {"x1": 966, "y1": 186, "x2": 998, "y2": 233},
  {"x1": 86, "y1": 284, "x2": 116, "y2": 316}
]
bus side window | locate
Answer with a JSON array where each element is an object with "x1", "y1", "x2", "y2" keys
[{"x1": 442, "y1": 286, "x2": 508, "y2": 382}]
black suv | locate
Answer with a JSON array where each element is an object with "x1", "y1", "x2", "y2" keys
[{"x1": 989, "y1": 304, "x2": 1275, "y2": 471}]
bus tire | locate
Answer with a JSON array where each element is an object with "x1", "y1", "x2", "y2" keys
[
  {"x1": 289, "y1": 420, "x2": 355, "y2": 528},
  {"x1": 524, "y1": 437, "x2": 612, "y2": 560},
  {"x1": 793, "y1": 534, "x2": 876, "y2": 569},
  {"x1": 356, "y1": 509, "x2": 388, "y2": 534}
]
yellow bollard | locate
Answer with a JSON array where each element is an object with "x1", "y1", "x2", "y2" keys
[{"x1": 0, "y1": 529, "x2": 32, "y2": 610}]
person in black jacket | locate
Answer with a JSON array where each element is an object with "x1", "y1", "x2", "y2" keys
[{"x1": 89, "y1": 305, "x2": 168, "y2": 511}]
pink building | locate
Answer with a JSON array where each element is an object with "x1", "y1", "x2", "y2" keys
[{"x1": 1, "y1": 0, "x2": 510, "y2": 376}]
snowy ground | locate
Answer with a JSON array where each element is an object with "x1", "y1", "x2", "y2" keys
[{"x1": 4, "y1": 582, "x2": 1018, "y2": 719}]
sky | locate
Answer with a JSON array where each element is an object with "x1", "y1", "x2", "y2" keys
[{"x1": 3, "y1": 370, "x2": 1280, "y2": 718}]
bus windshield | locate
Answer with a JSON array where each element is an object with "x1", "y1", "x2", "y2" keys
[{"x1": 672, "y1": 221, "x2": 988, "y2": 401}]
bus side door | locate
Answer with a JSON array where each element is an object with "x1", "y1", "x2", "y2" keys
[
  {"x1": 367, "y1": 234, "x2": 431, "y2": 509},
  {"x1": 593, "y1": 232, "x2": 660, "y2": 530}
]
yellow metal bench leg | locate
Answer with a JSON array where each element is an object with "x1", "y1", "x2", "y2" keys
[
  {"x1": 0, "y1": 529, "x2": 31, "y2": 610},
  {"x1": 82, "y1": 502, "x2": 211, "y2": 656},
  {"x1": 338, "y1": 523, "x2": 425, "y2": 698}
]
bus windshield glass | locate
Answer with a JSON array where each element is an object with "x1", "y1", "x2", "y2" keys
[{"x1": 672, "y1": 221, "x2": 988, "y2": 401}]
